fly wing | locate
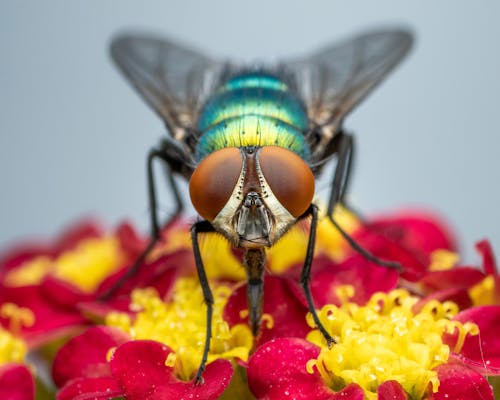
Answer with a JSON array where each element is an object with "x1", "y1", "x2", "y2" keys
[
  {"x1": 284, "y1": 28, "x2": 413, "y2": 159},
  {"x1": 111, "y1": 33, "x2": 225, "y2": 142}
]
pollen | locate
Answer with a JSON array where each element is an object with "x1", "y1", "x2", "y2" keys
[
  {"x1": 106, "y1": 277, "x2": 253, "y2": 381},
  {"x1": 306, "y1": 289, "x2": 479, "y2": 400}
]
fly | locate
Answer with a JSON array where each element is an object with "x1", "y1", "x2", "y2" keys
[{"x1": 102, "y1": 27, "x2": 413, "y2": 383}]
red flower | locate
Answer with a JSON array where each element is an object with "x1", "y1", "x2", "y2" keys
[
  {"x1": 53, "y1": 326, "x2": 233, "y2": 400},
  {"x1": 246, "y1": 291, "x2": 500, "y2": 400},
  {"x1": 0, "y1": 219, "x2": 192, "y2": 347},
  {"x1": 0, "y1": 364, "x2": 34, "y2": 400}
]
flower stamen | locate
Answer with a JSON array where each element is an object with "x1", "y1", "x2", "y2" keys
[
  {"x1": 0, "y1": 303, "x2": 35, "y2": 335},
  {"x1": 306, "y1": 289, "x2": 479, "y2": 399},
  {"x1": 106, "y1": 277, "x2": 252, "y2": 381}
]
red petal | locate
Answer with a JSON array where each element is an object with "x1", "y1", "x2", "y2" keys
[
  {"x1": 53, "y1": 219, "x2": 104, "y2": 254},
  {"x1": 443, "y1": 306, "x2": 500, "y2": 374},
  {"x1": 41, "y1": 275, "x2": 94, "y2": 305},
  {"x1": 419, "y1": 268, "x2": 485, "y2": 292},
  {"x1": 150, "y1": 359, "x2": 233, "y2": 400},
  {"x1": 476, "y1": 240, "x2": 498, "y2": 275},
  {"x1": 57, "y1": 376, "x2": 123, "y2": 400},
  {"x1": 115, "y1": 221, "x2": 147, "y2": 259},
  {"x1": 248, "y1": 338, "x2": 364, "y2": 400},
  {"x1": 224, "y1": 275, "x2": 310, "y2": 344},
  {"x1": 310, "y1": 256, "x2": 399, "y2": 306},
  {"x1": 52, "y1": 326, "x2": 129, "y2": 387},
  {"x1": 111, "y1": 340, "x2": 233, "y2": 399},
  {"x1": 359, "y1": 212, "x2": 457, "y2": 255},
  {"x1": 377, "y1": 380, "x2": 408, "y2": 400},
  {"x1": 0, "y1": 364, "x2": 34, "y2": 400},
  {"x1": 0, "y1": 285, "x2": 87, "y2": 347},
  {"x1": 97, "y1": 251, "x2": 192, "y2": 300},
  {"x1": 429, "y1": 362, "x2": 493, "y2": 400},
  {"x1": 351, "y1": 212, "x2": 456, "y2": 281}
]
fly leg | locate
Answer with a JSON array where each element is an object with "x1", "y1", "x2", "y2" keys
[
  {"x1": 191, "y1": 220, "x2": 216, "y2": 385},
  {"x1": 299, "y1": 204, "x2": 335, "y2": 345},
  {"x1": 328, "y1": 132, "x2": 401, "y2": 270},
  {"x1": 99, "y1": 144, "x2": 184, "y2": 300}
]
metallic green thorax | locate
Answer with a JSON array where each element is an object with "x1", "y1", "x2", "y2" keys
[{"x1": 195, "y1": 72, "x2": 311, "y2": 161}]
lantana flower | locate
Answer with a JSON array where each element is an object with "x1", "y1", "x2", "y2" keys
[
  {"x1": 1, "y1": 208, "x2": 499, "y2": 399},
  {"x1": 0, "y1": 219, "x2": 195, "y2": 346},
  {"x1": 247, "y1": 288, "x2": 500, "y2": 399},
  {"x1": 52, "y1": 277, "x2": 253, "y2": 399}
]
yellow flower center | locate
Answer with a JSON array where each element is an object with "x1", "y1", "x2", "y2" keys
[
  {"x1": 53, "y1": 237, "x2": 125, "y2": 292},
  {"x1": 4, "y1": 237, "x2": 125, "y2": 293},
  {"x1": 3, "y1": 257, "x2": 53, "y2": 287},
  {"x1": 106, "y1": 277, "x2": 253, "y2": 381},
  {"x1": 0, "y1": 304, "x2": 31, "y2": 364},
  {"x1": 306, "y1": 289, "x2": 479, "y2": 400}
]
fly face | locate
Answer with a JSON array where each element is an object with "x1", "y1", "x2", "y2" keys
[{"x1": 189, "y1": 145, "x2": 315, "y2": 249}]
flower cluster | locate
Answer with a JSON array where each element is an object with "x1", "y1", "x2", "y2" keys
[{"x1": 1, "y1": 209, "x2": 499, "y2": 399}]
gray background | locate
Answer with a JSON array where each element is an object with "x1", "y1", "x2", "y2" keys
[{"x1": 1, "y1": 1, "x2": 499, "y2": 262}]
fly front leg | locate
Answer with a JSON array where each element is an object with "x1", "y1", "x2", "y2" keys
[
  {"x1": 328, "y1": 132, "x2": 401, "y2": 271},
  {"x1": 99, "y1": 145, "x2": 184, "y2": 300},
  {"x1": 191, "y1": 220, "x2": 216, "y2": 385},
  {"x1": 299, "y1": 204, "x2": 335, "y2": 345}
]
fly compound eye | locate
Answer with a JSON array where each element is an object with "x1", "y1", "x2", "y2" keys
[
  {"x1": 189, "y1": 148, "x2": 242, "y2": 221},
  {"x1": 259, "y1": 146, "x2": 315, "y2": 217}
]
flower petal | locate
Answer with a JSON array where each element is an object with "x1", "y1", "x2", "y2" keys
[
  {"x1": 224, "y1": 276, "x2": 310, "y2": 344},
  {"x1": 110, "y1": 340, "x2": 233, "y2": 400},
  {"x1": 351, "y1": 212, "x2": 456, "y2": 281},
  {"x1": 443, "y1": 305, "x2": 500, "y2": 374},
  {"x1": 310, "y1": 255, "x2": 399, "y2": 306},
  {"x1": 377, "y1": 380, "x2": 408, "y2": 400},
  {"x1": 429, "y1": 362, "x2": 493, "y2": 400},
  {"x1": 97, "y1": 251, "x2": 192, "y2": 300},
  {"x1": 52, "y1": 326, "x2": 129, "y2": 387},
  {"x1": 57, "y1": 376, "x2": 123, "y2": 400},
  {"x1": 0, "y1": 285, "x2": 87, "y2": 347},
  {"x1": 0, "y1": 364, "x2": 34, "y2": 400},
  {"x1": 150, "y1": 359, "x2": 233, "y2": 400},
  {"x1": 476, "y1": 240, "x2": 497, "y2": 275},
  {"x1": 247, "y1": 338, "x2": 364, "y2": 400},
  {"x1": 419, "y1": 268, "x2": 485, "y2": 292}
]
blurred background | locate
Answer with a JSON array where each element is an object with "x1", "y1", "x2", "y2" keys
[{"x1": 1, "y1": 1, "x2": 498, "y2": 261}]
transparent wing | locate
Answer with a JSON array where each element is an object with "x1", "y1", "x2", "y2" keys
[
  {"x1": 284, "y1": 28, "x2": 413, "y2": 156},
  {"x1": 111, "y1": 33, "x2": 224, "y2": 141}
]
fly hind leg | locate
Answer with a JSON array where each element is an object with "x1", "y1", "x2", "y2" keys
[
  {"x1": 99, "y1": 143, "x2": 184, "y2": 300},
  {"x1": 327, "y1": 131, "x2": 401, "y2": 271}
]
